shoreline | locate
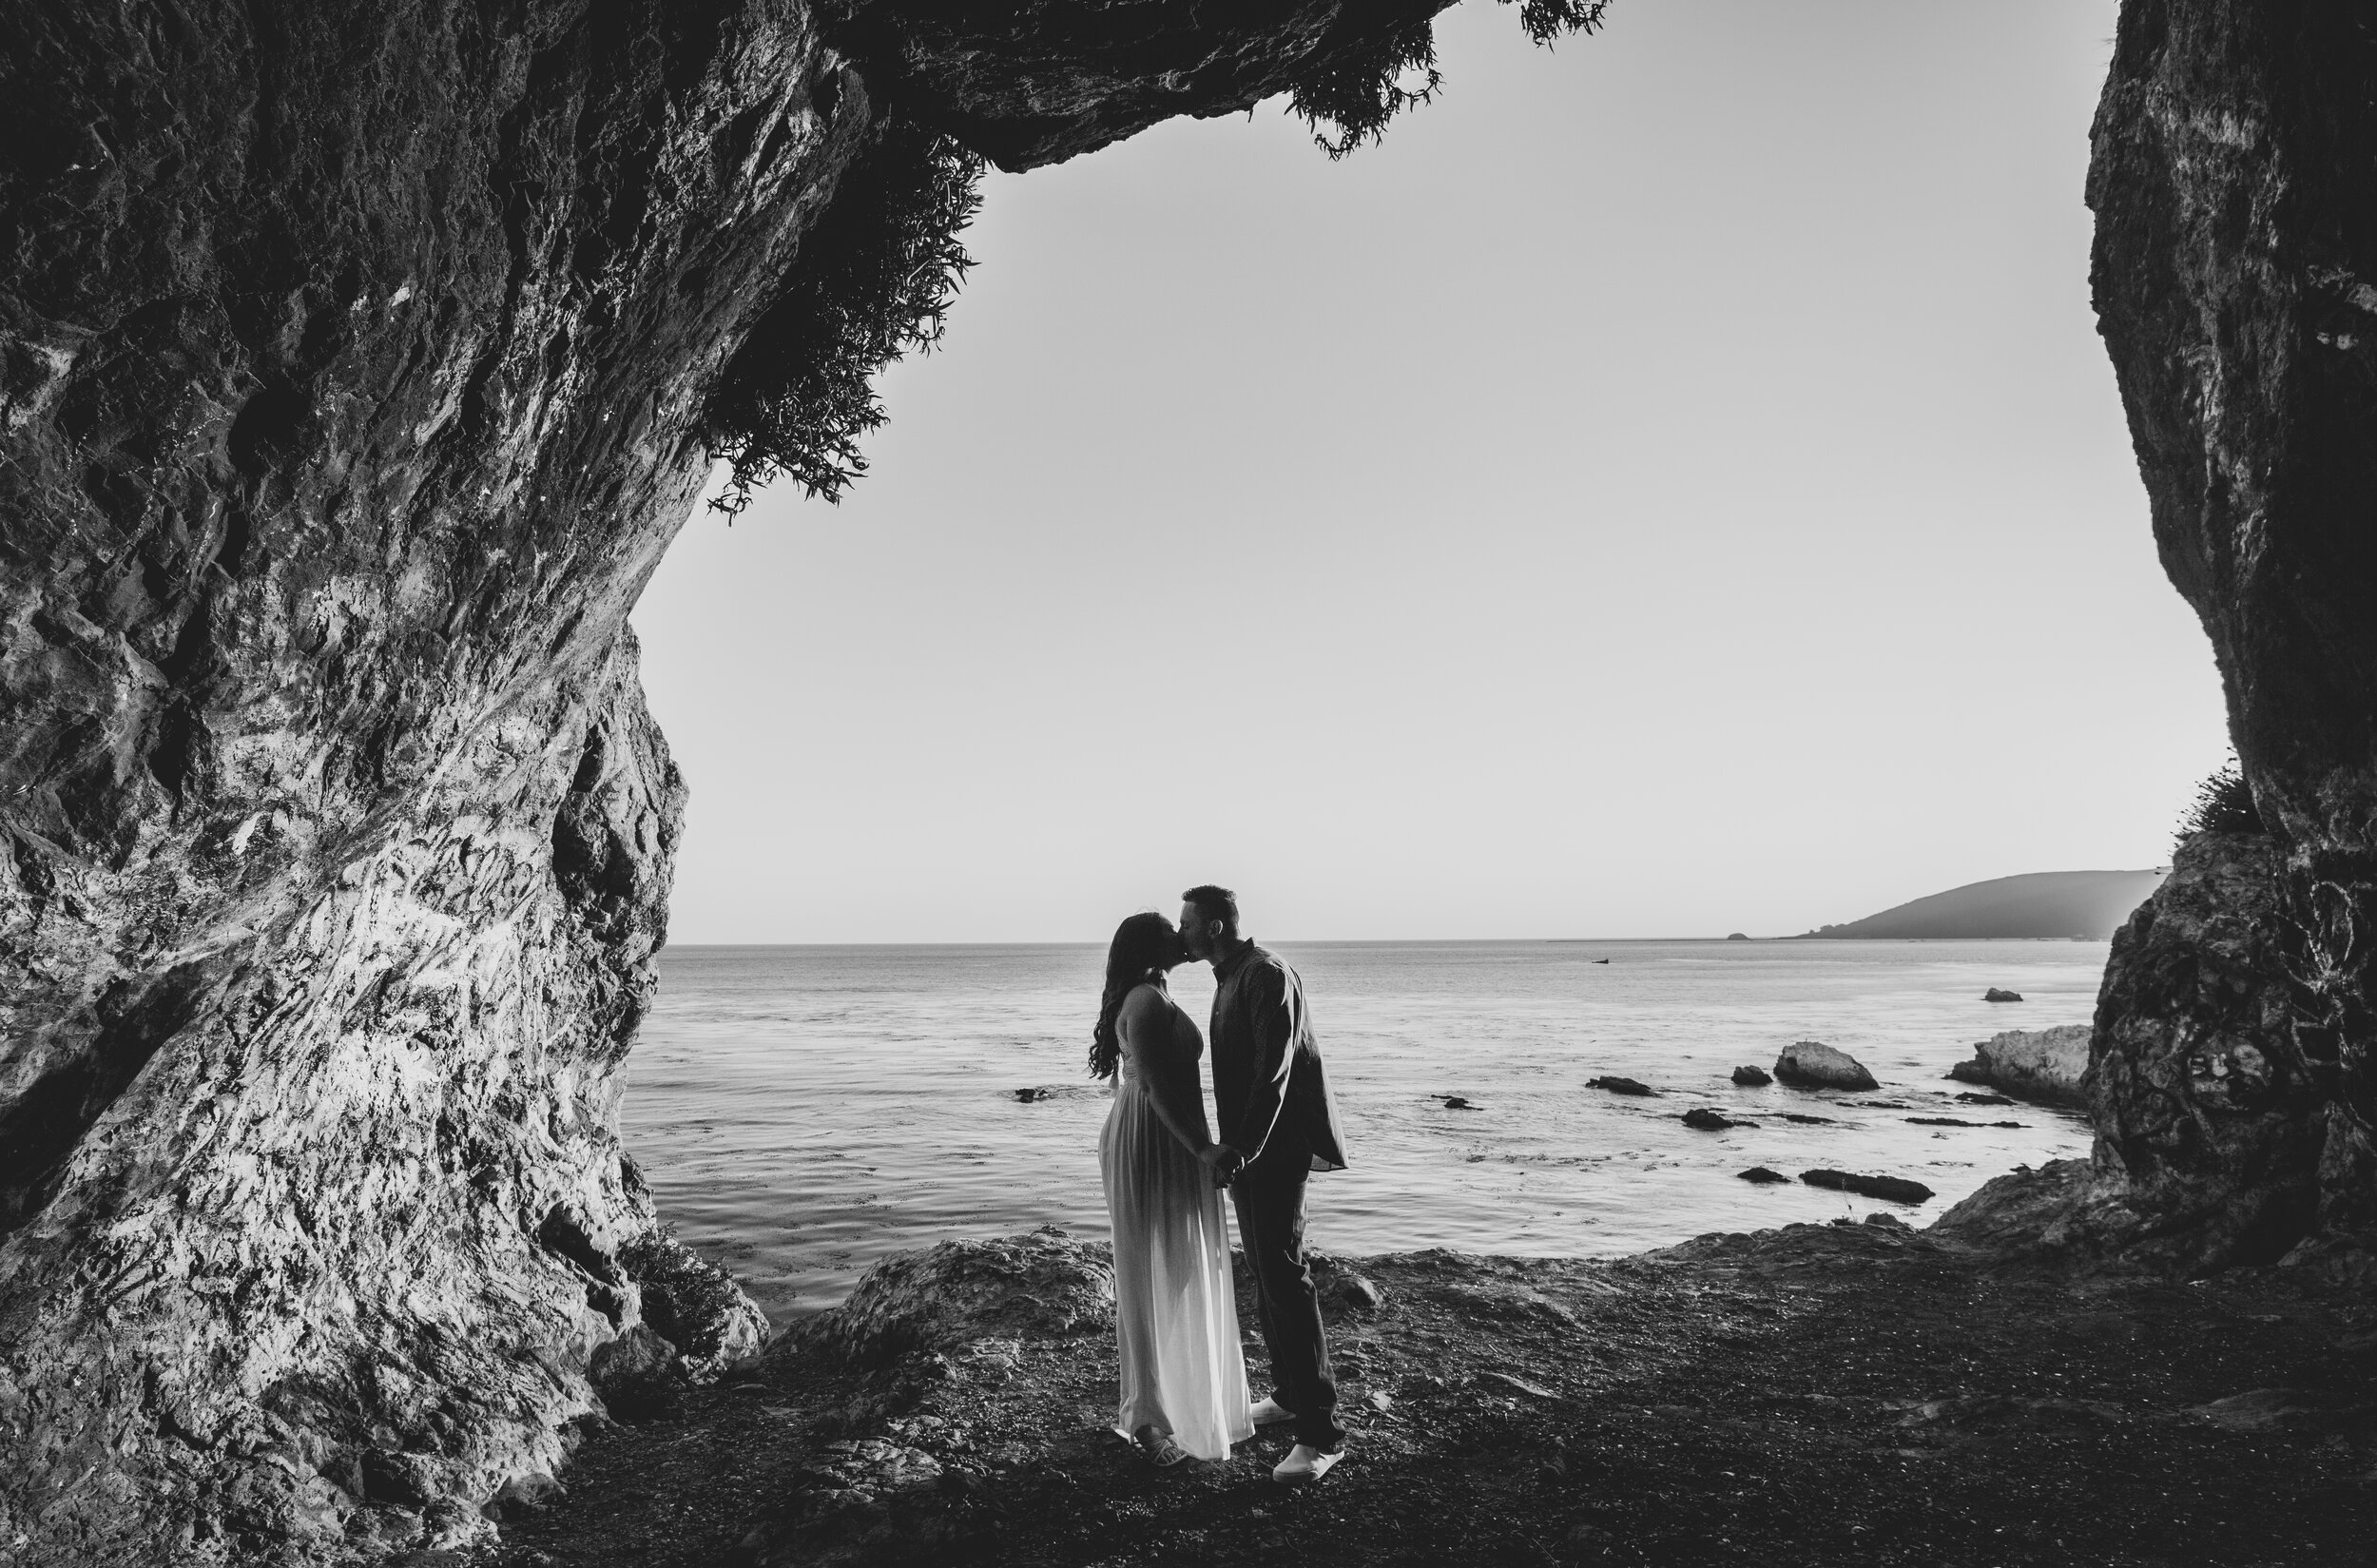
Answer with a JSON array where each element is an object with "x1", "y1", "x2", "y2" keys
[{"x1": 484, "y1": 1217, "x2": 2375, "y2": 1567}]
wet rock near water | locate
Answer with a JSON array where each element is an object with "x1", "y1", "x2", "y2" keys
[
  {"x1": 1773, "y1": 1041, "x2": 1880, "y2": 1092},
  {"x1": 1736, "y1": 1168, "x2": 1791, "y2": 1185},
  {"x1": 1907, "y1": 1117, "x2": 2026, "y2": 1130},
  {"x1": 1947, "y1": 1025, "x2": 2090, "y2": 1109},
  {"x1": 1682, "y1": 1108, "x2": 1756, "y2": 1132},
  {"x1": 1801, "y1": 1170, "x2": 1936, "y2": 1205},
  {"x1": 1731, "y1": 1065, "x2": 1773, "y2": 1087},
  {"x1": 1587, "y1": 1076, "x2": 1657, "y2": 1096},
  {"x1": 1778, "y1": 1113, "x2": 1836, "y2": 1125},
  {"x1": 1439, "y1": 1095, "x2": 1478, "y2": 1110},
  {"x1": 1956, "y1": 1091, "x2": 2018, "y2": 1107},
  {"x1": 1984, "y1": 988, "x2": 2025, "y2": 1003}
]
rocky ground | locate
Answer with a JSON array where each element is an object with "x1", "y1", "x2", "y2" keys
[{"x1": 439, "y1": 1220, "x2": 2375, "y2": 1568}]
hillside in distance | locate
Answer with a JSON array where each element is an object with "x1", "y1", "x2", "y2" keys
[{"x1": 1793, "y1": 869, "x2": 2170, "y2": 940}]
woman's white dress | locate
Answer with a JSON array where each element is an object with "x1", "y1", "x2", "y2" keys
[{"x1": 1101, "y1": 987, "x2": 1253, "y2": 1460}]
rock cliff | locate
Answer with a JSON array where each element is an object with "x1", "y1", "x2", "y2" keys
[
  {"x1": 2084, "y1": 0, "x2": 2377, "y2": 1255},
  {"x1": 0, "y1": 1, "x2": 1577, "y2": 1559},
  {"x1": 1942, "y1": 0, "x2": 2377, "y2": 1279}
]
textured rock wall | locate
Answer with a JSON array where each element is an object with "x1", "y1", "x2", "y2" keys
[
  {"x1": 1940, "y1": 833, "x2": 2322, "y2": 1271},
  {"x1": 2075, "y1": 0, "x2": 2377, "y2": 1264},
  {"x1": 0, "y1": 1, "x2": 1477, "y2": 1559}
]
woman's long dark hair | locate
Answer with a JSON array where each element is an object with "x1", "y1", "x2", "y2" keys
[{"x1": 1090, "y1": 912, "x2": 1176, "y2": 1079}]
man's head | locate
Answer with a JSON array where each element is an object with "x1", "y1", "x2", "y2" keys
[{"x1": 1178, "y1": 884, "x2": 1239, "y2": 962}]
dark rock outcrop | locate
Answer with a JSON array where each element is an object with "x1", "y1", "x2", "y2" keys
[
  {"x1": 1587, "y1": 1075, "x2": 1655, "y2": 1096},
  {"x1": 1984, "y1": 988, "x2": 2025, "y2": 1003},
  {"x1": 1802, "y1": 1170, "x2": 1934, "y2": 1205},
  {"x1": 1731, "y1": 1065, "x2": 1772, "y2": 1087},
  {"x1": 1942, "y1": 834, "x2": 2329, "y2": 1272},
  {"x1": 1736, "y1": 1167, "x2": 1790, "y2": 1185},
  {"x1": 1948, "y1": 1025, "x2": 2091, "y2": 1108},
  {"x1": 1773, "y1": 1041, "x2": 1879, "y2": 1093},
  {"x1": 2081, "y1": 0, "x2": 2377, "y2": 1258},
  {"x1": 771, "y1": 1229, "x2": 1115, "y2": 1372},
  {"x1": 1682, "y1": 1108, "x2": 1753, "y2": 1132}
]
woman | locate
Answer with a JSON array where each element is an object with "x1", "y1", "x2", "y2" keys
[{"x1": 1091, "y1": 912, "x2": 1253, "y2": 1465}]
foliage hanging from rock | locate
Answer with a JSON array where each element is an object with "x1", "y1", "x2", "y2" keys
[
  {"x1": 705, "y1": 119, "x2": 983, "y2": 510},
  {"x1": 1289, "y1": 0, "x2": 1609, "y2": 160}
]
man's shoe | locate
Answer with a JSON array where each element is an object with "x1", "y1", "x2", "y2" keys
[
  {"x1": 1271, "y1": 1444, "x2": 1342, "y2": 1483},
  {"x1": 1248, "y1": 1397, "x2": 1295, "y2": 1427}
]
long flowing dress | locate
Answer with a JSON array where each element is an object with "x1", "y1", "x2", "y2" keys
[{"x1": 1101, "y1": 983, "x2": 1254, "y2": 1461}]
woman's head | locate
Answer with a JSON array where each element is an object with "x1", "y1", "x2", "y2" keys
[{"x1": 1090, "y1": 912, "x2": 1182, "y2": 1078}]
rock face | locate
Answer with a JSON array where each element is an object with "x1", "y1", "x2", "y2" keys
[
  {"x1": 0, "y1": 1, "x2": 1504, "y2": 1558},
  {"x1": 2085, "y1": 1, "x2": 2377, "y2": 1254},
  {"x1": 1942, "y1": 833, "x2": 2329, "y2": 1273},
  {"x1": 1772, "y1": 1042, "x2": 1879, "y2": 1093},
  {"x1": 1949, "y1": 1025, "x2": 2092, "y2": 1108}
]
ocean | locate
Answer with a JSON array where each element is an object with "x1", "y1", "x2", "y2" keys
[{"x1": 622, "y1": 939, "x2": 2102, "y2": 1324}]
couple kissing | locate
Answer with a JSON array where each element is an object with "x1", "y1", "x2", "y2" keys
[{"x1": 1089, "y1": 885, "x2": 1351, "y2": 1481}]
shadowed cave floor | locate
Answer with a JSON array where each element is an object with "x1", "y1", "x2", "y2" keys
[{"x1": 477, "y1": 1220, "x2": 2374, "y2": 1568}]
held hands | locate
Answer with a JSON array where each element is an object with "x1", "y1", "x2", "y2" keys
[{"x1": 1198, "y1": 1143, "x2": 1246, "y2": 1189}]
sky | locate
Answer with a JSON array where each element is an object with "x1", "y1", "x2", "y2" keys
[{"x1": 631, "y1": 0, "x2": 2231, "y2": 945}]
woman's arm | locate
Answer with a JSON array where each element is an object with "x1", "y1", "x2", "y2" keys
[{"x1": 1119, "y1": 991, "x2": 1215, "y2": 1156}]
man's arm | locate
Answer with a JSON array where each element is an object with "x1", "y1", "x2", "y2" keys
[{"x1": 1224, "y1": 962, "x2": 1299, "y2": 1165}]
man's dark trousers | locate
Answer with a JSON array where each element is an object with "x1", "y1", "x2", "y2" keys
[{"x1": 1230, "y1": 1146, "x2": 1344, "y2": 1453}]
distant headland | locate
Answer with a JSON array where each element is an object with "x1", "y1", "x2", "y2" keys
[{"x1": 1788, "y1": 868, "x2": 2171, "y2": 940}]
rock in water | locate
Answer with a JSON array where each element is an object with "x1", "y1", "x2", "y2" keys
[
  {"x1": 1736, "y1": 1168, "x2": 1791, "y2": 1185},
  {"x1": 1726, "y1": 932, "x2": 1750, "y2": 941},
  {"x1": 1947, "y1": 1025, "x2": 2091, "y2": 1108},
  {"x1": 1984, "y1": 987, "x2": 2025, "y2": 1002},
  {"x1": 1773, "y1": 1041, "x2": 1880, "y2": 1092},
  {"x1": 1587, "y1": 1075, "x2": 1657, "y2": 1096},
  {"x1": 1682, "y1": 1108, "x2": 1753, "y2": 1131},
  {"x1": 1801, "y1": 1170, "x2": 1935, "y2": 1205},
  {"x1": 1731, "y1": 1064, "x2": 1773, "y2": 1087}
]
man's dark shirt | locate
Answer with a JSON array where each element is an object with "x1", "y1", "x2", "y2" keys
[{"x1": 1209, "y1": 942, "x2": 1348, "y2": 1171}]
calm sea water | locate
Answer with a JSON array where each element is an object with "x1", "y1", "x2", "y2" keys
[{"x1": 623, "y1": 939, "x2": 2102, "y2": 1323}]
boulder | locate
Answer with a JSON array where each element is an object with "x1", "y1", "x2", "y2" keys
[
  {"x1": 1682, "y1": 1108, "x2": 1752, "y2": 1131},
  {"x1": 1586, "y1": 1076, "x2": 1656, "y2": 1096},
  {"x1": 1730, "y1": 1065, "x2": 1772, "y2": 1087},
  {"x1": 771, "y1": 1229, "x2": 1114, "y2": 1370},
  {"x1": 588, "y1": 1326, "x2": 686, "y2": 1423},
  {"x1": 1984, "y1": 988, "x2": 2025, "y2": 1002},
  {"x1": 1800, "y1": 1170, "x2": 1935, "y2": 1205},
  {"x1": 1947, "y1": 1025, "x2": 2090, "y2": 1108},
  {"x1": 1736, "y1": 1168, "x2": 1791, "y2": 1185},
  {"x1": 1772, "y1": 1041, "x2": 1879, "y2": 1092}
]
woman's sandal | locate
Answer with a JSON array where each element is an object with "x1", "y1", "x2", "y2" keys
[{"x1": 1131, "y1": 1424, "x2": 1188, "y2": 1467}]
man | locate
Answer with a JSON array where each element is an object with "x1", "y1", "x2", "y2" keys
[{"x1": 1179, "y1": 884, "x2": 1351, "y2": 1482}]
